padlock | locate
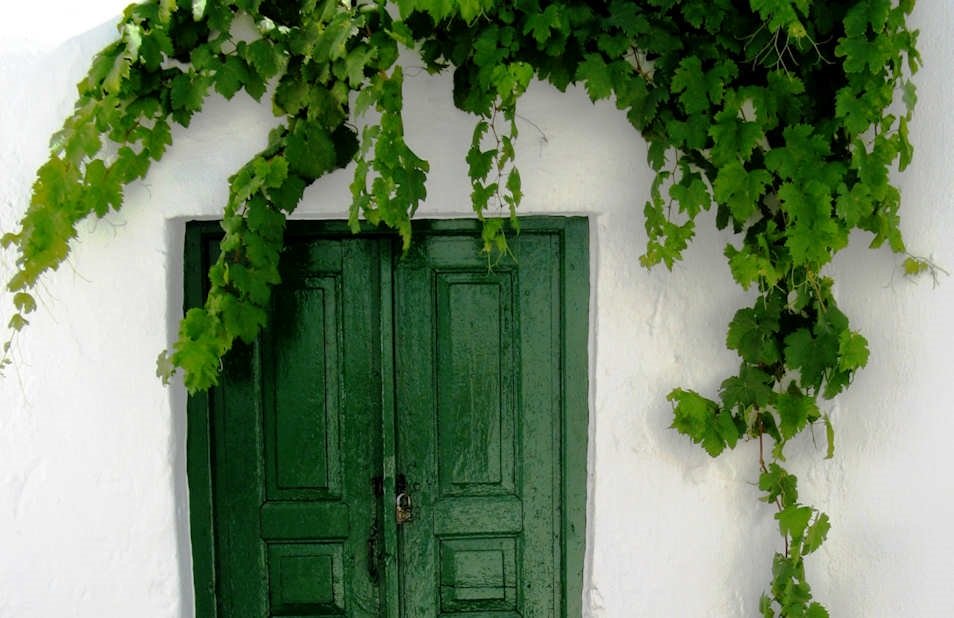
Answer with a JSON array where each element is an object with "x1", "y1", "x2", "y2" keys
[{"x1": 396, "y1": 492, "x2": 413, "y2": 524}]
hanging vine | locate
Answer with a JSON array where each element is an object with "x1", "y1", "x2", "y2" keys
[{"x1": 0, "y1": 0, "x2": 922, "y2": 614}]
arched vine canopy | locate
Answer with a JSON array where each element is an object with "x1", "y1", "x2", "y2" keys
[{"x1": 0, "y1": 0, "x2": 922, "y2": 615}]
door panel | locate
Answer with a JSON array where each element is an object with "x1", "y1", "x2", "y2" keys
[
  {"x1": 394, "y1": 233, "x2": 561, "y2": 616},
  {"x1": 187, "y1": 220, "x2": 588, "y2": 618},
  {"x1": 210, "y1": 238, "x2": 383, "y2": 617}
]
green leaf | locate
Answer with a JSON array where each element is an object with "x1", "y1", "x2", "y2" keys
[
  {"x1": 286, "y1": 120, "x2": 338, "y2": 180},
  {"x1": 670, "y1": 56, "x2": 708, "y2": 115},
  {"x1": 720, "y1": 365, "x2": 774, "y2": 412},
  {"x1": 776, "y1": 505, "x2": 813, "y2": 540},
  {"x1": 765, "y1": 125, "x2": 831, "y2": 180},
  {"x1": 806, "y1": 602, "x2": 830, "y2": 618},
  {"x1": 268, "y1": 174, "x2": 307, "y2": 213},
  {"x1": 457, "y1": 0, "x2": 493, "y2": 22},
  {"x1": 898, "y1": 116, "x2": 913, "y2": 170},
  {"x1": 803, "y1": 513, "x2": 831, "y2": 555},
  {"x1": 217, "y1": 294, "x2": 266, "y2": 343},
  {"x1": 1, "y1": 232, "x2": 18, "y2": 249},
  {"x1": 170, "y1": 73, "x2": 209, "y2": 125},
  {"x1": 471, "y1": 181, "x2": 496, "y2": 214},
  {"x1": 524, "y1": 4, "x2": 563, "y2": 45},
  {"x1": 145, "y1": 120, "x2": 173, "y2": 161},
  {"x1": 214, "y1": 55, "x2": 249, "y2": 100},
  {"x1": 83, "y1": 159, "x2": 124, "y2": 215},
  {"x1": 759, "y1": 463, "x2": 798, "y2": 507},
  {"x1": 226, "y1": 262, "x2": 273, "y2": 306},
  {"x1": 180, "y1": 307, "x2": 213, "y2": 340},
  {"x1": 505, "y1": 167, "x2": 522, "y2": 211},
  {"x1": 577, "y1": 53, "x2": 612, "y2": 101},
  {"x1": 903, "y1": 256, "x2": 930, "y2": 276},
  {"x1": 245, "y1": 197, "x2": 285, "y2": 238},
  {"x1": 466, "y1": 121, "x2": 493, "y2": 180},
  {"x1": 709, "y1": 110, "x2": 765, "y2": 166},
  {"x1": 314, "y1": 14, "x2": 353, "y2": 62},
  {"x1": 669, "y1": 174, "x2": 711, "y2": 218},
  {"x1": 838, "y1": 330, "x2": 869, "y2": 372},
  {"x1": 784, "y1": 328, "x2": 822, "y2": 390},
  {"x1": 750, "y1": 0, "x2": 807, "y2": 31},
  {"x1": 836, "y1": 36, "x2": 891, "y2": 74},
  {"x1": 122, "y1": 23, "x2": 143, "y2": 64},
  {"x1": 103, "y1": 54, "x2": 131, "y2": 94},
  {"x1": 341, "y1": 45, "x2": 377, "y2": 88},
  {"x1": 170, "y1": 307, "x2": 229, "y2": 392},
  {"x1": 257, "y1": 156, "x2": 289, "y2": 189},
  {"x1": 715, "y1": 408, "x2": 742, "y2": 450},
  {"x1": 175, "y1": 337, "x2": 222, "y2": 392},
  {"x1": 8, "y1": 313, "x2": 29, "y2": 331},
  {"x1": 229, "y1": 162, "x2": 264, "y2": 207},
  {"x1": 669, "y1": 389, "x2": 730, "y2": 457},
  {"x1": 835, "y1": 182, "x2": 873, "y2": 227},
  {"x1": 245, "y1": 39, "x2": 282, "y2": 80},
  {"x1": 776, "y1": 389, "x2": 819, "y2": 440},
  {"x1": 155, "y1": 349, "x2": 176, "y2": 385},
  {"x1": 725, "y1": 243, "x2": 779, "y2": 290},
  {"x1": 665, "y1": 116, "x2": 709, "y2": 150},
  {"x1": 902, "y1": 80, "x2": 918, "y2": 116},
  {"x1": 61, "y1": 121, "x2": 101, "y2": 164},
  {"x1": 725, "y1": 297, "x2": 782, "y2": 366},
  {"x1": 713, "y1": 162, "x2": 772, "y2": 224},
  {"x1": 770, "y1": 552, "x2": 813, "y2": 607},
  {"x1": 193, "y1": 0, "x2": 206, "y2": 20},
  {"x1": 835, "y1": 88, "x2": 871, "y2": 135}
]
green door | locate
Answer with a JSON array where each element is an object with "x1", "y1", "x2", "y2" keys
[{"x1": 186, "y1": 219, "x2": 589, "y2": 617}]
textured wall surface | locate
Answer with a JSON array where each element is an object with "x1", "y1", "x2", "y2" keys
[{"x1": 1, "y1": 2, "x2": 953, "y2": 616}]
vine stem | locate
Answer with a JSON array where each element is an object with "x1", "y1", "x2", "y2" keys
[{"x1": 757, "y1": 413, "x2": 789, "y2": 556}]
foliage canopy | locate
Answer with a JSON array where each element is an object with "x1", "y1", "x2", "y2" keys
[{"x1": 0, "y1": 0, "x2": 921, "y2": 614}]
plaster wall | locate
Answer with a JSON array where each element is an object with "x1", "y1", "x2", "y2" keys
[{"x1": 1, "y1": 2, "x2": 953, "y2": 616}]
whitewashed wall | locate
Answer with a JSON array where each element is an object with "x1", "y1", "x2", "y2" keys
[{"x1": 1, "y1": 2, "x2": 953, "y2": 616}]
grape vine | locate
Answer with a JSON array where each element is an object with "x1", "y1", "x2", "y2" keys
[{"x1": 0, "y1": 1, "x2": 922, "y2": 615}]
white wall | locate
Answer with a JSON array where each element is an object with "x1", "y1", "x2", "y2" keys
[{"x1": 1, "y1": 2, "x2": 953, "y2": 616}]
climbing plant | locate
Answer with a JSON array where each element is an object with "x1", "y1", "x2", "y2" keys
[{"x1": 0, "y1": 0, "x2": 922, "y2": 614}]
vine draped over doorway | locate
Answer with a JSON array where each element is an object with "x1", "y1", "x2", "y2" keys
[{"x1": 0, "y1": 1, "x2": 922, "y2": 615}]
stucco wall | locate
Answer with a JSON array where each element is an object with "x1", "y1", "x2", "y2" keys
[{"x1": 2, "y1": 2, "x2": 953, "y2": 616}]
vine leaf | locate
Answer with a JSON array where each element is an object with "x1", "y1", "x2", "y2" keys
[
  {"x1": 669, "y1": 389, "x2": 741, "y2": 457},
  {"x1": 578, "y1": 54, "x2": 613, "y2": 101},
  {"x1": 803, "y1": 512, "x2": 831, "y2": 555},
  {"x1": 776, "y1": 505, "x2": 813, "y2": 540}
]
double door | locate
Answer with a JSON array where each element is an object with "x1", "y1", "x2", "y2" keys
[{"x1": 186, "y1": 219, "x2": 588, "y2": 617}]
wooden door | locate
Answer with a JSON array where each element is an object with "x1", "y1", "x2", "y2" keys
[
  {"x1": 395, "y1": 231, "x2": 565, "y2": 616},
  {"x1": 186, "y1": 220, "x2": 589, "y2": 617}
]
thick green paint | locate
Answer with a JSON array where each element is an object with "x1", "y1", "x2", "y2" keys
[{"x1": 185, "y1": 218, "x2": 589, "y2": 617}]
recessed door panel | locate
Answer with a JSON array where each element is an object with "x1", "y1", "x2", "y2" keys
[
  {"x1": 435, "y1": 271, "x2": 515, "y2": 497},
  {"x1": 268, "y1": 275, "x2": 340, "y2": 498}
]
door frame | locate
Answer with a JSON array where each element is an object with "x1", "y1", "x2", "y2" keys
[{"x1": 184, "y1": 217, "x2": 590, "y2": 616}]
